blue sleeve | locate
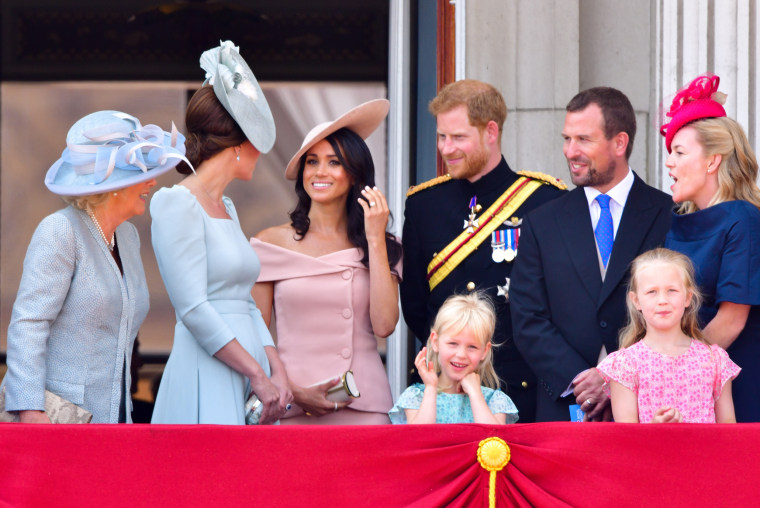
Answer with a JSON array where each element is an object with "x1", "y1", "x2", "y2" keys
[
  {"x1": 249, "y1": 300, "x2": 275, "y2": 349},
  {"x1": 388, "y1": 384, "x2": 425, "y2": 424},
  {"x1": 150, "y1": 187, "x2": 235, "y2": 356},
  {"x1": 5, "y1": 213, "x2": 75, "y2": 411},
  {"x1": 715, "y1": 203, "x2": 760, "y2": 305},
  {"x1": 485, "y1": 388, "x2": 519, "y2": 424},
  {"x1": 226, "y1": 197, "x2": 274, "y2": 349}
]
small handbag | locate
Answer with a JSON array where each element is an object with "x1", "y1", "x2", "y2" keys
[
  {"x1": 310, "y1": 370, "x2": 361, "y2": 403},
  {"x1": 245, "y1": 371, "x2": 360, "y2": 424},
  {"x1": 0, "y1": 387, "x2": 93, "y2": 424}
]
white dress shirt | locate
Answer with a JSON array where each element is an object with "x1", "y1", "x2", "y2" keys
[{"x1": 583, "y1": 167, "x2": 635, "y2": 240}]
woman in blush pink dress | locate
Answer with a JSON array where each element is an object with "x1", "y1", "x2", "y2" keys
[{"x1": 251, "y1": 100, "x2": 402, "y2": 424}]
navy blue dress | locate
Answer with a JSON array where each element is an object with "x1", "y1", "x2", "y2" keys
[{"x1": 666, "y1": 200, "x2": 760, "y2": 422}]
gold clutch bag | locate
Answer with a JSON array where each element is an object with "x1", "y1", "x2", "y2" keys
[{"x1": 0, "y1": 387, "x2": 93, "y2": 424}]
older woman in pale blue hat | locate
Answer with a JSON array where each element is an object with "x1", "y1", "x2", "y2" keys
[
  {"x1": 150, "y1": 41, "x2": 293, "y2": 425},
  {"x1": 1, "y1": 111, "x2": 185, "y2": 423}
]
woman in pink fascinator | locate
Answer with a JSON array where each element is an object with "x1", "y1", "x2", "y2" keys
[{"x1": 662, "y1": 73, "x2": 760, "y2": 422}]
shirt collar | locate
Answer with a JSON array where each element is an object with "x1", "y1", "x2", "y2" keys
[
  {"x1": 583, "y1": 167, "x2": 634, "y2": 208},
  {"x1": 464, "y1": 156, "x2": 515, "y2": 195}
]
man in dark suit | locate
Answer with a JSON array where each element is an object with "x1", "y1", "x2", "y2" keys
[
  {"x1": 510, "y1": 87, "x2": 673, "y2": 422},
  {"x1": 401, "y1": 79, "x2": 565, "y2": 423}
]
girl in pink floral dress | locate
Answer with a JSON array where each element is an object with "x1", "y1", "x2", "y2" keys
[{"x1": 597, "y1": 248, "x2": 740, "y2": 423}]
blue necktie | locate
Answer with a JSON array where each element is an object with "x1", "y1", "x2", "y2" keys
[{"x1": 595, "y1": 194, "x2": 613, "y2": 268}]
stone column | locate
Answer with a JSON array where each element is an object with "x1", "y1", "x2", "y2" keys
[
  {"x1": 654, "y1": 0, "x2": 759, "y2": 190},
  {"x1": 465, "y1": 0, "x2": 580, "y2": 182}
]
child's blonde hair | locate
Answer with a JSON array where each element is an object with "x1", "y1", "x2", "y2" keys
[
  {"x1": 426, "y1": 291, "x2": 500, "y2": 389},
  {"x1": 619, "y1": 248, "x2": 705, "y2": 348}
]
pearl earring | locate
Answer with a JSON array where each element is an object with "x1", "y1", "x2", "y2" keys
[{"x1": 237, "y1": 153, "x2": 240, "y2": 162}]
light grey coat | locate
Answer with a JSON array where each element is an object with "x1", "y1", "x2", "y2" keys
[{"x1": 2, "y1": 206, "x2": 149, "y2": 423}]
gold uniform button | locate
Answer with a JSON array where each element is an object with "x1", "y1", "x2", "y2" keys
[
  {"x1": 521, "y1": 381, "x2": 528, "y2": 389},
  {"x1": 466, "y1": 282, "x2": 476, "y2": 291},
  {"x1": 474, "y1": 204, "x2": 483, "y2": 213}
]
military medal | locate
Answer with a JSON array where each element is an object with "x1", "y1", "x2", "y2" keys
[
  {"x1": 491, "y1": 230, "x2": 506, "y2": 263},
  {"x1": 503, "y1": 218, "x2": 521, "y2": 262},
  {"x1": 497, "y1": 277, "x2": 510, "y2": 302},
  {"x1": 463, "y1": 196, "x2": 479, "y2": 233},
  {"x1": 504, "y1": 229, "x2": 516, "y2": 262},
  {"x1": 504, "y1": 216, "x2": 523, "y2": 227}
]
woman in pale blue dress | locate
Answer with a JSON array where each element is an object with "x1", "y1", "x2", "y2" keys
[{"x1": 150, "y1": 41, "x2": 292, "y2": 424}]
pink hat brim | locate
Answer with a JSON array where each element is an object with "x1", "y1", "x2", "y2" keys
[{"x1": 284, "y1": 99, "x2": 390, "y2": 180}]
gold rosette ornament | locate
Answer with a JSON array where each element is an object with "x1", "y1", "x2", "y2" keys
[{"x1": 477, "y1": 437, "x2": 511, "y2": 508}]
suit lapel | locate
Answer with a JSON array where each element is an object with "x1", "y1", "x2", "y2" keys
[
  {"x1": 557, "y1": 188, "x2": 602, "y2": 302},
  {"x1": 599, "y1": 175, "x2": 659, "y2": 304}
]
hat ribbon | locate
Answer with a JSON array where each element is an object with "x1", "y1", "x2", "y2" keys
[
  {"x1": 665, "y1": 74, "x2": 720, "y2": 119},
  {"x1": 201, "y1": 41, "x2": 258, "y2": 102},
  {"x1": 59, "y1": 118, "x2": 192, "y2": 185}
]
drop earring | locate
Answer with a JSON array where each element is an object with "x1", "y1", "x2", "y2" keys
[{"x1": 237, "y1": 153, "x2": 240, "y2": 162}]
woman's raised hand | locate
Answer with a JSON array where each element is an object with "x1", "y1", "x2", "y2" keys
[{"x1": 358, "y1": 186, "x2": 389, "y2": 243}]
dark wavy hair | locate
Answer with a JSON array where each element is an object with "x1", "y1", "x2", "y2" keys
[
  {"x1": 176, "y1": 85, "x2": 248, "y2": 174},
  {"x1": 289, "y1": 127, "x2": 402, "y2": 274}
]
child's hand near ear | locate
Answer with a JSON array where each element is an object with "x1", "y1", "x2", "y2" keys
[
  {"x1": 651, "y1": 406, "x2": 683, "y2": 423},
  {"x1": 415, "y1": 347, "x2": 438, "y2": 388}
]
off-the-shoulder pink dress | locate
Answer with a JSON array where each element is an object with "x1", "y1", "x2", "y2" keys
[{"x1": 251, "y1": 238, "x2": 398, "y2": 425}]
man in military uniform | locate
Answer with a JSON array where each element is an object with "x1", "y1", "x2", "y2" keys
[{"x1": 400, "y1": 79, "x2": 565, "y2": 423}]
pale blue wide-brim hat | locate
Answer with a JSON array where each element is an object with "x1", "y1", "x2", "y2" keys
[
  {"x1": 45, "y1": 110, "x2": 189, "y2": 196},
  {"x1": 200, "y1": 40, "x2": 276, "y2": 154}
]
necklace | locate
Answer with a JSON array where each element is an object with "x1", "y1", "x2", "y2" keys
[{"x1": 87, "y1": 209, "x2": 115, "y2": 251}]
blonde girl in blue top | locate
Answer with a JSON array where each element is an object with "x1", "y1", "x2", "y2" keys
[{"x1": 389, "y1": 292, "x2": 518, "y2": 424}]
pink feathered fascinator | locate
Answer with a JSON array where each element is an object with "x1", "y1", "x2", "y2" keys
[{"x1": 660, "y1": 74, "x2": 727, "y2": 153}]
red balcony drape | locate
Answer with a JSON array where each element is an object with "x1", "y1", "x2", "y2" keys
[{"x1": 1, "y1": 422, "x2": 758, "y2": 507}]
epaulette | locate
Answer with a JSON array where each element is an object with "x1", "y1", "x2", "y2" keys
[
  {"x1": 406, "y1": 174, "x2": 453, "y2": 197},
  {"x1": 517, "y1": 170, "x2": 568, "y2": 190}
]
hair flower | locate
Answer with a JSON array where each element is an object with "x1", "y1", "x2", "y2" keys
[
  {"x1": 659, "y1": 73, "x2": 727, "y2": 153},
  {"x1": 665, "y1": 74, "x2": 721, "y2": 119},
  {"x1": 197, "y1": 40, "x2": 276, "y2": 154},
  {"x1": 202, "y1": 40, "x2": 259, "y2": 103},
  {"x1": 200, "y1": 40, "x2": 240, "y2": 86}
]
